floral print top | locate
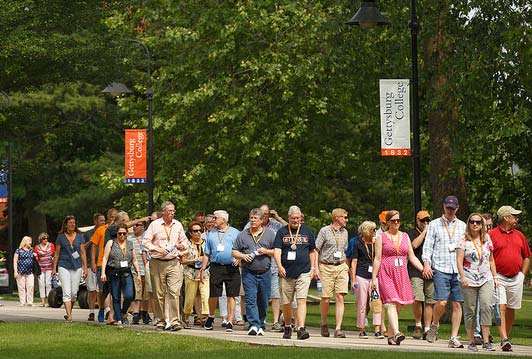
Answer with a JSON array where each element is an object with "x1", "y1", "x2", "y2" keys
[{"x1": 457, "y1": 234, "x2": 494, "y2": 287}]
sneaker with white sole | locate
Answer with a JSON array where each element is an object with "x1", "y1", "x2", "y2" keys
[
  {"x1": 425, "y1": 324, "x2": 439, "y2": 343},
  {"x1": 448, "y1": 337, "x2": 464, "y2": 348},
  {"x1": 204, "y1": 316, "x2": 215, "y2": 330},
  {"x1": 482, "y1": 342, "x2": 495, "y2": 351},
  {"x1": 248, "y1": 326, "x2": 258, "y2": 336},
  {"x1": 257, "y1": 328, "x2": 264, "y2": 336},
  {"x1": 225, "y1": 322, "x2": 234, "y2": 332},
  {"x1": 271, "y1": 322, "x2": 283, "y2": 332},
  {"x1": 467, "y1": 343, "x2": 478, "y2": 352}
]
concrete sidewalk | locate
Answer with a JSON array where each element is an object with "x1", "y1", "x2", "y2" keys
[{"x1": 1, "y1": 300, "x2": 530, "y2": 356}]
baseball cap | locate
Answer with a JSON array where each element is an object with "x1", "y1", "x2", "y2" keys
[
  {"x1": 416, "y1": 211, "x2": 430, "y2": 220},
  {"x1": 443, "y1": 195, "x2": 459, "y2": 209},
  {"x1": 497, "y1": 206, "x2": 522, "y2": 218}
]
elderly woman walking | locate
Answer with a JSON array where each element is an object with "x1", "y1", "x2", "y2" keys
[{"x1": 13, "y1": 236, "x2": 35, "y2": 306}]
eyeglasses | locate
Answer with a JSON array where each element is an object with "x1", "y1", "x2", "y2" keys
[
  {"x1": 420, "y1": 217, "x2": 431, "y2": 223},
  {"x1": 41, "y1": 237, "x2": 49, "y2": 240},
  {"x1": 191, "y1": 229, "x2": 202, "y2": 233},
  {"x1": 469, "y1": 220, "x2": 482, "y2": 225},
  {"x1": 117, "y1": 232, "x2": 128, "y2": 236},
  {"x1": 389, "y1": 219, "x2": 401, "y2": 224}
]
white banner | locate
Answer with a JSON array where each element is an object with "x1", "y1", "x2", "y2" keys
[{"x1": 379, "y1": 79, "x2": 411, "y2": 156}]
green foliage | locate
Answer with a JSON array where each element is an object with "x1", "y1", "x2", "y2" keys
[{"x1": 1, "y1": 0, "x2": 531, "y2": 237}]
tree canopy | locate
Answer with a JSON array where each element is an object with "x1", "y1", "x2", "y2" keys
[{"x1": 0, "y1": 0, "x2": 530, "y2": 238}]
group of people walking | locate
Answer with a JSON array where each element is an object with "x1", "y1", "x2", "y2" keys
[{"x1": 13, "y1": 196, "x2": 530, "y2": 352}]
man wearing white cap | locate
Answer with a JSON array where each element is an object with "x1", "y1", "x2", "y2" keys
[{"x1": 488, "y1": 206, "x2": 531, "y2": 352}]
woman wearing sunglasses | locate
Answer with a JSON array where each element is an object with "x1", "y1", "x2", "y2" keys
[
  {"x1": 182, "y1": 221, "x2": 210, "y2": 328},
  {"x1": 371, "y1": 210, "x2": 424, "y2": 345},
  {"x1": 457, "y1": 213, "x2": 497, "y2": 352},
  {"x1": 34, "y1": 232, "x2": 56, "y2": 306},
  {"x1": 101, "y1": 223, "x2": 141, "y2": 327}
]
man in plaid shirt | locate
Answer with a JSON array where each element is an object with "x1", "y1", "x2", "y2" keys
[{"x1": 422, "y1": 196, "x2": 466, "y2": 348}]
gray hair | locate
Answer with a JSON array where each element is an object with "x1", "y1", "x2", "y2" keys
[
  {"x1": 161, "y1": 201, "x2": 174, "y2": 211},
  {"x1": 114, "y1": 211, "x2": 129, "y2": 225},
  {"x1": 249, "y1": 208, "x2": 264, "y2": 219},
  {"x1": 288, "y1": 205, "x2": 301, "y2": 216},
  {"x1": 214, "y1": 210, "x2": 229, "y2": 223}
]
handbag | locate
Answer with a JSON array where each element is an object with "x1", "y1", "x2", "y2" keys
[
  {"x1": 33, "y1": 259, "x2": 42, "y2": 276},
  {"x1": 370, "y1": 288, "x2": 382, "y2": 313}
]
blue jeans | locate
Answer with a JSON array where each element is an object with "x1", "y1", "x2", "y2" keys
[
  {"x1": 109, "y1": 271, "x2": 135, "y2": 321},
  {"x1": 242, "y1": 268, "x2": 271, "y2": 329}
]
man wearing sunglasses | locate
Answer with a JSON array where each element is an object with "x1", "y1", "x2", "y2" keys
[
  {"x1": 422, "y1": 195, "x2": 466, "y2": 349},
  {"x1": 407, "y1": 210, "x2": 435, "y2": 340}
]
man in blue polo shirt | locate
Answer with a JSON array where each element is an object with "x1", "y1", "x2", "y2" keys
[
  {"x1": 201, "y1": 210, "x2": 240, "y2": 332},
  {"x1": 233, "y1": 208, "x2": 276, "y2": 336},
  {"x1": 274, "y1": 205, "x2": 316, "y2": 340}
]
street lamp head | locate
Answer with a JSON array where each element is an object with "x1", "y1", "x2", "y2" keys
[
  {"x1": 346, "y1": 0, "x2": 390, "y2": 28},
  {"x1": 101, "y1": 82, "x2": 133, "y2": 97}
]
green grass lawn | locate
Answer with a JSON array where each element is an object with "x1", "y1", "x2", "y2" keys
[{"x1": 0, "y1": 322, "x2": 530, "y2": 359}]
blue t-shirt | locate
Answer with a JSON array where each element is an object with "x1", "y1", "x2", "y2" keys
[
  {"x1": 16, "y1": 248, "x2": 34, "y2": 275},
  {"x1": 56, "y1": 233, "x2": 84, "y2": 270},
  {"x1": 233, "y1": 228, "x2": 275, "y2": 272},
  {"x1": 273, "y1": 224, "x2": 315, "y2": 278},
  {"x1": 205, "y1": 226, "x2": 240, "y2": 265},
  {"x1": 346, "y1": 235, "x2": 359, "y2": 258}
]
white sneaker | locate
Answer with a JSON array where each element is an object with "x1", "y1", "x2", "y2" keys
[
  {"x1": 248, "y1": 326, "x2": 258, "y2": 336},
  {"x1": 257, "y1": 328, "x2": 265, "y2": 336}
]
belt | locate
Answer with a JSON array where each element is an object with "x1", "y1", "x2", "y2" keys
[
  {"x1": 320, "y1": 261, "x2": 344, "y2": 266},
  {"x1": 152, "y1": 257, "x2": 177, "y2": 262},
  {"x1": 211, "y1": 262, "x2": 232, "y2": 266},
  {"x1": 244, "y1": 267, "x2": 270, "y2": 275}
]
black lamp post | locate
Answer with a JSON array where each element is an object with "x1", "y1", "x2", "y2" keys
[
  {"x1": 102, "y1": 39, "x2": 154, "y2": 216},
  {"x1": 347, "y1": 0, "x2": 422, "y2": 217}
]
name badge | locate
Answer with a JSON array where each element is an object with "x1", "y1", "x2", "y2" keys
[
  {"x1": 368, "y1": 265, "x2": 373, "y2": 273},
  {"x1": 287, "y1": 251, "x2": 296, "y2": 261},
  {"x1": 120, "y1": 260, "x2": 128, "y2": 268},
  {"x1": 447, "y1": 243, "x2": 456, "y2": 252},
  {"x1": 333, "y1": 250, "x2": 342, "y2": 259},
  {"x1": 71, "y1": 251, "x2": 80, "y2": 259},
  {"x1": 394, "y1": 258, "x2": 404, "y2": 267},
  {"x1": 217, "y1": 244, "x2": 225, "y2": 252}
]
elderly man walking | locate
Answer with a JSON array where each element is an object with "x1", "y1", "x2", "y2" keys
[
  {"x1": 315, "y1": 208, "x2": 350, "y2": 338},
  {"x1": 233, "y1": 208, "x2": 276, "y2": 336},
  {"x1": 143, "y1": 201, "x2": 188, "y2": 331},
  {"x1": 274, "y1": 205, "x2": 317, "y2": 340},
  {"x1": 201, "y1": 210, "x2": 241, "y2": 332},
  {"x1": 489, "y1": 205, "x2": 531, "y2": 352}
]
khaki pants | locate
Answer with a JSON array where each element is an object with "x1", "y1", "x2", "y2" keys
[{"x1": 149, "y1": 258, "x2": 183, "y2": 326}]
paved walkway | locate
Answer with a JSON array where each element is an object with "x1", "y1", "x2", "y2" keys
[{"x1": 1, "y1": 300, "x2": 531, "y2": 356}]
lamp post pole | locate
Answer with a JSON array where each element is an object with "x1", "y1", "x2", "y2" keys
[
  {"x1": 409, "y1": 0, "x2": 421, "y2": 216},
  {"x1": 129, "y1": 39, "x2": 154, "y2": 216},
  {"x1": 347, "y1": 0, "x2": 422, "y2": 216}
]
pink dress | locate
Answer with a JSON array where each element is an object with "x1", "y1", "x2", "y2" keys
[{"x1": 378, "y1": 232, "x2": 414, "y2": 305}]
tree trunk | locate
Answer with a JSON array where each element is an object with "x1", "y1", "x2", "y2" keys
[{"x1": 423, "y1": 11, "x2": 469, "y2": 220}]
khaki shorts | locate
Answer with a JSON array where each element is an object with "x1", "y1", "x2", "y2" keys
[
  {"x1": 86, "y1": 270, "x2": 98, "y2": 292},
  {"x1": 318, "y1": 262, "x2": 349, "y2": 298},
  {"x1": 497, "y1": 272, "x2": 524, "y2": 309},
  {"x1": 410, "y1": 276, "x2": 436, "y2": 304},
  {"x1": 280, "y1": 272, "x2": 311, "y2": 305}
]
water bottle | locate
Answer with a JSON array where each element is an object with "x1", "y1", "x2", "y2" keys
[
  {"x1": 316, "y1": 279, "x2": 322, "y2": 293},
  {"x1": 351, "y1": 282, "x2": 358, "y2": 295}
]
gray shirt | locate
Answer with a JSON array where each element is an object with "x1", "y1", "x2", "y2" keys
[
  {"x1": 315, "y1": 225, "x2": 348, "y2": 264},
  {"x1": 233, "y1": 228, "x2": 276, "y2": 272}
]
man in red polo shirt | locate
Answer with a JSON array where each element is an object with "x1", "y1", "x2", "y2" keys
[{"x1": 489, "y1": 205, "x2": 531, "y2": 352}]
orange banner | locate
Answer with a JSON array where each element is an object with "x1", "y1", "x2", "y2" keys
[{"x1": 124, "y1": 129, "x2": 147, "y2": 184}]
